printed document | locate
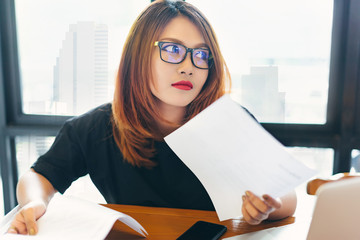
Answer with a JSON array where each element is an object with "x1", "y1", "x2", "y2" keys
[
  {"x1": 165, "y1": 94, "x2": 316, "y2": 221},
  {"x1": 0, "y1": 195, "x2": 147, "y2": 239}
]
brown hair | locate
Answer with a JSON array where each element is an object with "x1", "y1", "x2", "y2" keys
[{"x1": 112, "y1": 0, "x2": 231, "y2": 167}]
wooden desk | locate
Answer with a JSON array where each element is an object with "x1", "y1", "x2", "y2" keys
[{"x1": 104, "y1": 204, "x2": 295, "y2": 240}]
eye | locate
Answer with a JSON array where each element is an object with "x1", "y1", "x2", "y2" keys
[
  {"x1": 162, "y1": 44, "x2": 181, "y2": 54},
  {"x1": 194, "y1": 49, "x2": 209, "y2": 61}
]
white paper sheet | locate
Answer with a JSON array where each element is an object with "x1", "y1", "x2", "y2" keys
[
  {"x1": 223, "y1": 220, "x2": 311, "y2": 240},
  {"x1": 165, "y1": 94, "x2": 316, "y2": 221},
  {"x1": 0, "y1": 195, "x2": 147, "y2": 239}
]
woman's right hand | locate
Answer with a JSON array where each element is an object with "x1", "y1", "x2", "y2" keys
[{"x1": 7, "y1": 200, "x2": 47, "y2": 235}]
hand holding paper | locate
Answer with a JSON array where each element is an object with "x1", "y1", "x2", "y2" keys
[
  {"x1": 0, "y1": 195, "x2": 147, "y2": 240},
  {"x1": 165, "y1": 94, "x2": 316, "y2": 221}
]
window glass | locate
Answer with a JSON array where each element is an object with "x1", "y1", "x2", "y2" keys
[
  {"x1": 15, "y1": 136, "x2": 105, "y2": 203},
  {"x1": 0, "y1": 178, "x2": 3, "y2": 218},
  {"x1": 15, "y1": 0, "x2": 150, "y2": 116},
  {"x1": 15, "y1": 136, "x2": 55, "y2": 177},
  {"x1": 286, "y1": 147, "x2": 333, "y2": 178},
  {"x1": 287, "y1": 147, "x2": 333, "y2": 218},
  {"x1": 187, "y1": 0, "x2": 333, "y2": 124},
  {"x1": 351, "y1": 149, "x2": 360, "y2": 173}
]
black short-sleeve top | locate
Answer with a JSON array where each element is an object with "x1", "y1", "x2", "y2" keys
[{"x1": 32, "y1": 103, "x2": 215, "y2": 211}]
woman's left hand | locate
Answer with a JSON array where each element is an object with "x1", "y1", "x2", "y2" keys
[{"x1": 241, "y1": 190, "x2": 282, "y2": 225}]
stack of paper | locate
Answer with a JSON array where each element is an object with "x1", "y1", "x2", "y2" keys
[{"x1": 0, "y1": 195, "x2": 147, "y2": 239}]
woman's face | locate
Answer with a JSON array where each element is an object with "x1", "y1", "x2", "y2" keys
[{"x1": 151, "y1": 16, "x2": 209, "y2": 110}]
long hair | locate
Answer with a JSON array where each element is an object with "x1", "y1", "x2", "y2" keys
[{"x1": 112, "y1": 0, "x2": 231, "y2": 167}]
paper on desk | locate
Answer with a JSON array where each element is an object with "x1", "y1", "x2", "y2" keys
[
  {"x1": 223, "y1": 219, "x2": 311, "y2": 240},
  {"x1": 0, "y1": 195, "x2": 147, "y2": 240},
  {"x1": 165, "y1": 94, "x2": 316, "y2": 221}
]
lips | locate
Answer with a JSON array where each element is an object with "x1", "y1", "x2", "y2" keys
[{"x1": 171, "y1": 81, "x2": 193, "y2": 90}]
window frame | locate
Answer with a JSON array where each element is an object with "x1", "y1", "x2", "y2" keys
[{"x1": 1, "y1": 0, "x2": 360, "y2": 213}]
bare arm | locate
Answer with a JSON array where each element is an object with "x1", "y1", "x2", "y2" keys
[
  {"x1": 16, "y1": 169, "x2": 56, "y2": 207},
  {"x1": 7, "y1": 169, "x2": 57, "y2": 235}
]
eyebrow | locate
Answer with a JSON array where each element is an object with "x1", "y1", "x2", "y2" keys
[{"x1": 160, "y1": 38, "x2": 209, "y2": 49}]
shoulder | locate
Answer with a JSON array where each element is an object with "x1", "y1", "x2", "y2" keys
[
  {"x1": 63, "y1": 103, "x2": 113, "y2": 136},
  {"x1": 67, "y1": 103, "x2": 112, "y2": 125}
]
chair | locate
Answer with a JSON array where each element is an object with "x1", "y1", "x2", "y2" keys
[{"x1": 307, "y1": 172, "x2": 360, "y2": 195}]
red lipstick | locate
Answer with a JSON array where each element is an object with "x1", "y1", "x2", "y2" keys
[{"x1": 171, "y1": 81, "x2": 193, "y2": 90}]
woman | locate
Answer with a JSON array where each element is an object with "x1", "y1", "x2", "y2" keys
[{"x1": 8, "y1": 0, "x2": 296, "y2": 235}]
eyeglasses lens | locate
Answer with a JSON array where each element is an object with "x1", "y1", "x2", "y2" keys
[
  {"x1": 161, "y1": 43, "x2": 185, "y2": 63},
  {"x1": 193, "y1": 49, "x2": 210, "y2": 69},
  {"x1": 160, "y1": 42, "x2": 210, "y2": 69}
]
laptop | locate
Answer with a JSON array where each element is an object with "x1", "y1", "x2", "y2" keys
[
  {"x1": 306, "y1": 176, "x2": 360, "y2": 240},
  {"x1": 224, "y1": 177, "x2": 360, "y2": 240}
]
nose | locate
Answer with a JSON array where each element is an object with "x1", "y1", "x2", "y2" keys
[{"x1": 178, "y1": 52, "x2": 194, "y2": 76}]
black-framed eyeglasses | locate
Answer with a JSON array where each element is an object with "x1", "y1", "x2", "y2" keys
[{"x1": 154, "y1": 41, "x2": 213, "y2": 69}]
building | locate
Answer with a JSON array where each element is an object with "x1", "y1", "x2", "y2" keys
[
  {"x1": 240, "y1": 66, "x2": 285, "y2": 123},
  {"x1": 53, "y1": 22, "x2": 109, "y2": 115}
]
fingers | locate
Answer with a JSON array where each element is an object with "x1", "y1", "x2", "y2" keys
[
  {"x1": 242, "y1": 195, "x2": 265, "y2": 225},
  {"x1": 7, "y1": 202, "x2": 45, "y2": 235},
  {"x1": 242, "y1": 191, "x2": 282, "y2": 225},
  {"x1": 247, "y1": 191, "x2": 273, "y2": 213},
  {"x1": 263, "y1": 194, "x2": 282, "y2": 209},
  {"x1": 8, "y1": 214, "x2": 28, "y2": 234},
  {"x1": 23, "y1": 207, "x2": 38, "y2": 235}
]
